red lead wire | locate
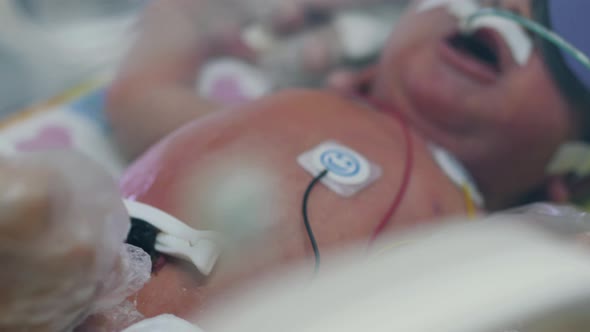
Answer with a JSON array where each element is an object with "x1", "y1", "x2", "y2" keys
[{"x1": 364, "y1": 96, "x2": 414, "y2": 244}]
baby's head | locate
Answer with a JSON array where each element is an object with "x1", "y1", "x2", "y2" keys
[{"x1": 372, "y1": 0, "x2": 589, "y2": 206}]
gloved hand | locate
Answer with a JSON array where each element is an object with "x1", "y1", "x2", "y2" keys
[{"x1": 0, "y1": 151, "x2": 150, "y2": 332}]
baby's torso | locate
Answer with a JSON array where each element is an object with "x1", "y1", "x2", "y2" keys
[{"x1": 120, "y1": 90, "x2": 473, "y2": 319}]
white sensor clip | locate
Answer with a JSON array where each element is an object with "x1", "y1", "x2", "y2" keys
[{"x1": 124, "y1": 200, "x2": 222, "y2": 276}]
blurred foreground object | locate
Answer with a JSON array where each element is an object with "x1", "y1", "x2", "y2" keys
[
  {"x1": 0, "y1": 151, "x2": 150, "y2": 332},
  {"x1": 202, "y1": 211, "x2": 590, "y2": 332}
]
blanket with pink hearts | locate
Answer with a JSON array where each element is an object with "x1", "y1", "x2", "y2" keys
[{"x1": 0, "y1": 60, "x2": 271, "y2": 177}]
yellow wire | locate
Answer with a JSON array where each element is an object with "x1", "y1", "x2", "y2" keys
[
  {"x1": 0, "y1": 80, "x2": 103, "y2": 130},
  {"x1": 463, "y1": 183, "x2": 477, "y2": 219},
  {"x1": 375, "y1": 183, "x2": 478, "y2": 257}
]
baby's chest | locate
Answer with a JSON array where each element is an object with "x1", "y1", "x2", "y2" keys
[
  {"x1": 122, "y1": 91, "x2": 468, "y2": 243},
  {"x1": 122, "y1": 91, "x2": 470, "y2": 319}
]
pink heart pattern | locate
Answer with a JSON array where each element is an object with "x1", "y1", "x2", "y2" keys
[
  {"x1": 208, "y1": 75, "x2": 252, "y2": 106},
  {"x1": 15, "y1": 125, "x2": 73, "y2": 152}
]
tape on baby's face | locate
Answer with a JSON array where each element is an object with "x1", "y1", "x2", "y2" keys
[
  {"x1": 417, "y1": 0, "x2": 533, "y2": 66},
  {"x1": 417, "y1": 0, "x2": 457, "y2": 12},
  {"x1": 463, "y1": 15, "x2": 533, "y2": 66},
  {"x1": 298, "y1": 141, "x2": 381, "y2": 197}
]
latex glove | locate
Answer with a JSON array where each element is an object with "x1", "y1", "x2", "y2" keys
[{"x1": 0, "y1": 151, "x2": 150, "y2": 332}]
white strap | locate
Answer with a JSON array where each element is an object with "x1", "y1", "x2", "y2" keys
[
  {"x1": 124, "y1": 200, "x2": 222, "y2": 276},
  {"x1": 155, "y1": 234, "x2": 220, "y2": 276},
  {"x1": 122, "y1": 314, "x2": 203, "y2": 332}
]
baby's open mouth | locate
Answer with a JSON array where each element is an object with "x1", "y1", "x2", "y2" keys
[{"x1": 446, "y1": 28, "x2": 501, "y2": 74}]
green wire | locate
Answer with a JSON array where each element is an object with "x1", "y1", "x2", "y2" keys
[{"x1": 465, "y1": 8, "x2": 590, "y2": 71}]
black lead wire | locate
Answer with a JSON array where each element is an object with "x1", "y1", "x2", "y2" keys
[{"x1": 302, "y1": 169, "x2": 329, "y2": 274}]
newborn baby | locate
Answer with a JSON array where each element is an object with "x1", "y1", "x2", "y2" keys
[
  {"x1": 106, "y1": 0, "x2": 587, "y2": 324},
  {"x1": 3, "y1": 0, "x2": 590, "y2": 330}
]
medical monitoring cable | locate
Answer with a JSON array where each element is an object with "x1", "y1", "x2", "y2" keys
[
  {"x1": 365, "y1": 97, "x2": 414, "y2": 244},
  {"x1": 302, "y1": 169, "x2": 329, "y2": 274},
  {"x1": 465, "y1": 8, "x2": 590, "y2": 72}
]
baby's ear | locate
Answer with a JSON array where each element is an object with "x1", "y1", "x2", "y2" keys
[{"x1": 0, "y1": 164, "x2": 55, "y2": 242}]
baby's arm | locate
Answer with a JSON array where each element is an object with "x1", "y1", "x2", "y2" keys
[
  {"x1": 107, "y1": 0, "x2": 397, "y2": 160},
  {"x1": 106, "y1": 0, "x2": 237, "y2": 160}
]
